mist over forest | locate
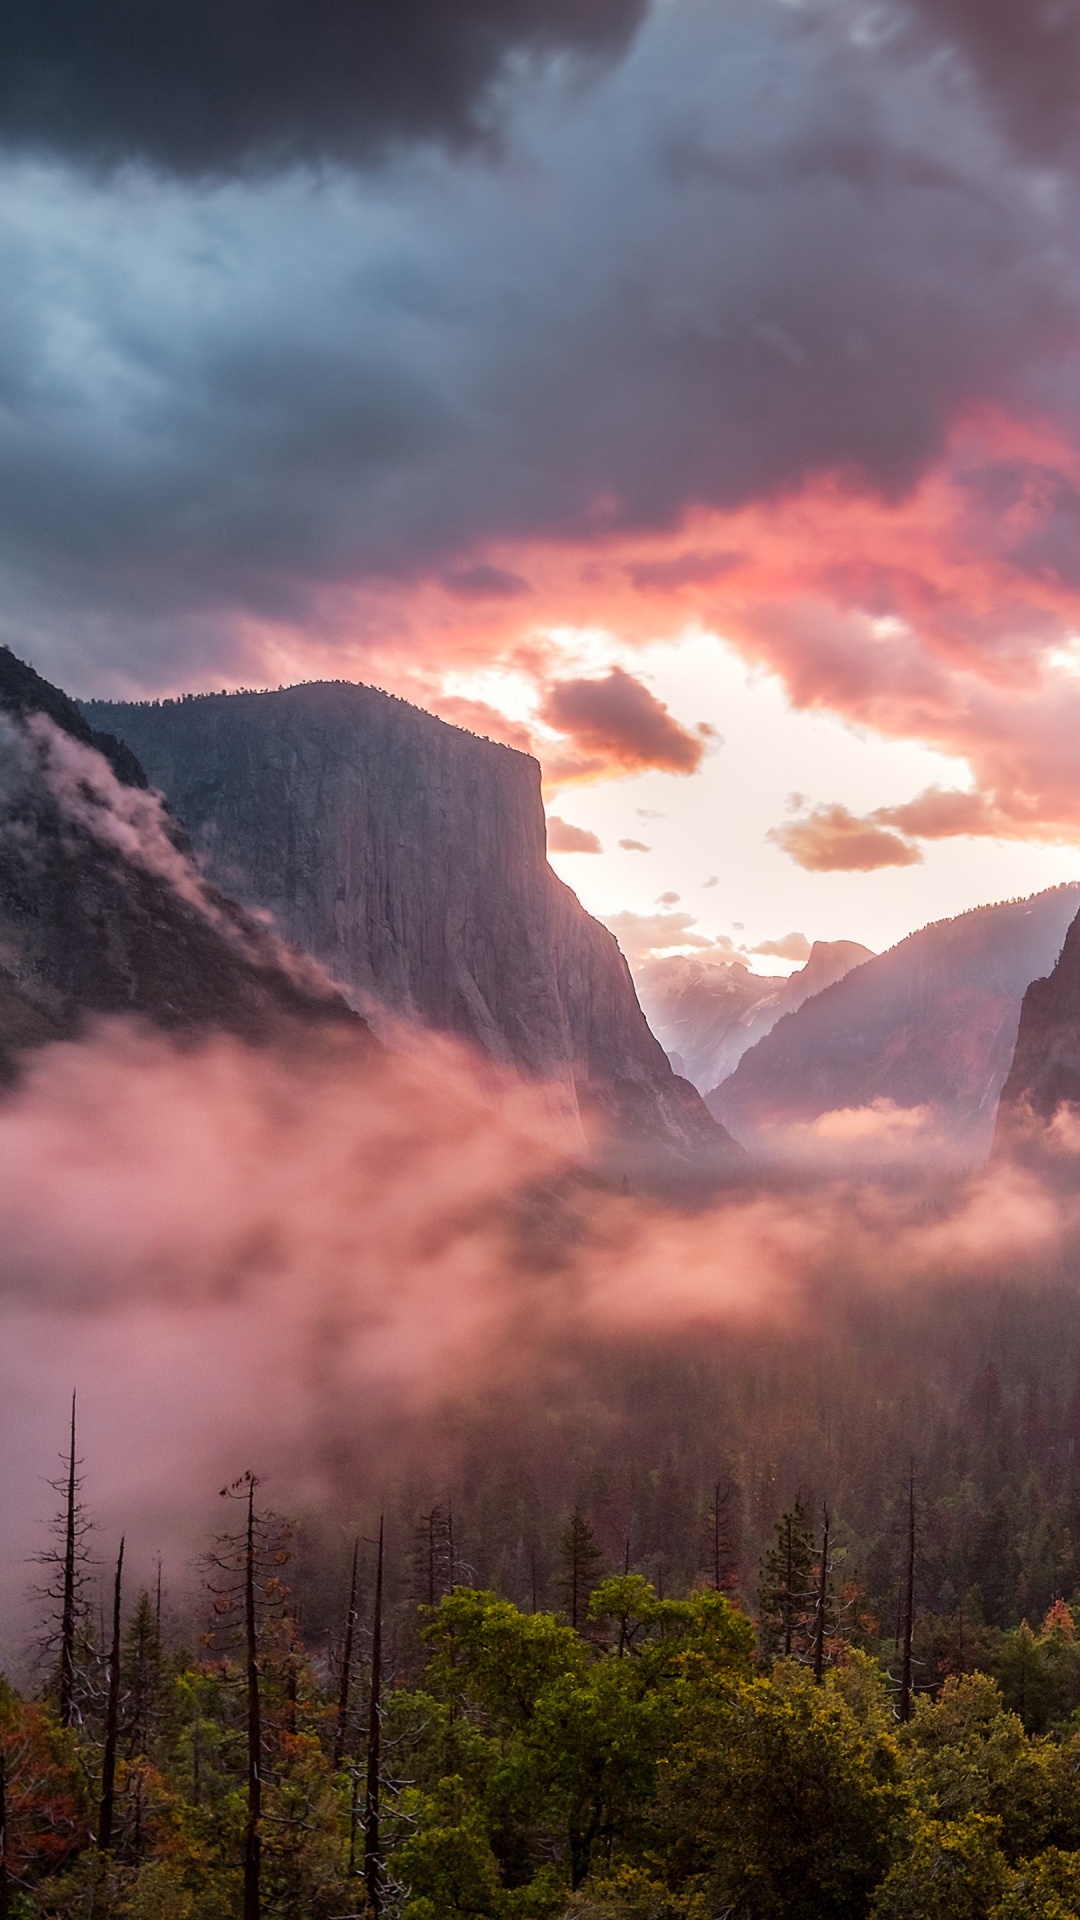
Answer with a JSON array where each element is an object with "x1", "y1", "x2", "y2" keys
[
  {"x1": 5, "y1": 643, "x2": 1080, "y2": 1918},
  {"x1": 9, "y1": 0, "x2": 1080, "y2": 1911}
]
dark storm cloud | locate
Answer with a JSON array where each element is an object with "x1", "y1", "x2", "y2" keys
[
  {"x1": 442, "y1": 564, "x2": 532, "y2": 600},
  {"x1": 0, "y1": 0, "x2": 646, "y2": 174},
  {"x1": 904, "y1": 0, "x2": 1080, "y2": 159},
  {"x1": 2, "y1": 0, "x2": 1080, "y2": 691}
]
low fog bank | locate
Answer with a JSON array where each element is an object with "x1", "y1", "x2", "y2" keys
[{"x1": 2, "y1": 1014, "x2": 1079, "y2": 1665}]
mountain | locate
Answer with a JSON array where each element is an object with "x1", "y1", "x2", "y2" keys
[
  {"x1": 706, "y1": 886, "x2": 1080, "y2": 1157},
  {"x1": 0, "y1": 648, "x2": 362, "y2": 1079},
  {"x1": 636, "y1": 940, "x2": 873, "y2": 1093},
  {"x1": 995, "y1": 903, "x2": 1080, "y2": 1158},
  {"x1": 83, "y1": 681, "x2": 733, "y2": 1173}
]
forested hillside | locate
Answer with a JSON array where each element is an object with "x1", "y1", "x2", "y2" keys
[{"x1": 12, "y1": 1276, "x2": 1080, "y2": 1918}]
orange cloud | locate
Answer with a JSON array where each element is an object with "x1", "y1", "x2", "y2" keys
[{"x1": 770, "y1": 804, "x2": 924, "y2": 873}]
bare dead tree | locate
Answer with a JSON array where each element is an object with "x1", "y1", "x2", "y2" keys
[
  {"x1": 97, "y1": 1539, "x2": 125, "y2": 1855},
  {"x1": 364, "y1": 1517, "x2": 384, "y2": 1920},
  {"x1": 242, "y1": 1481, "x2": 261, "y2": 1920},
  {"x1": 413, "y1": 1506, "x2": 458, "y2": 1612},
  {"x1": 33, "y1": 1393, "x2": 95, "y2": 1727},
  {"x1": 0, "y1": 1734, "x2": 9, "y2": 1920},
  {"x1": 206, "y1": 1473, "x2": 289, "y2": 1920},
  {"x1": 812, "y1": 1507, "x2": 829, "y2": 1685},
  {"x1": 59, "y1": 1397, "x2": 80, "y2": 1729}
]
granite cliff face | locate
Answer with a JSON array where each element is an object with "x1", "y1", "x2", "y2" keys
[
  {"x1": 0, "y1": 648, "x2": 361, "y2": 1078},
  {"x1": 86, "y1": 681, "x2": 731, "y2": 1169},
  {"x1": 995, "y1": 904, "x2": 1080, "y2": 1155},
  {"x1": 636, "y1": 939, "x2": 873, "y2": 1093},
  {"x1": 707, "y1": 887, "x2": 1080, "y2": 1158}
]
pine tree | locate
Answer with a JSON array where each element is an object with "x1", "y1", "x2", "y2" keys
[
  {"x1": 558, "y1": 1510, "x2": 605, "y2": 1630},
  {"x1": 123, "y1": 1588, "x2": 164, "y2": 1762},
  {"x1": 758, "y1": 1500, "x2": 816, "y2": 1660}
]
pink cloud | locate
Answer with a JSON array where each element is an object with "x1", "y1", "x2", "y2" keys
[
  {"x1": 541, "y1": 667, "x2": 705, "y2": 778},
  {"x1": 546, "y1": 816, "x2": 603, "y2": 853}
]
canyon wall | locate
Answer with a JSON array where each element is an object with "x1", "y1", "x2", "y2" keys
[
  {"x1": 86, "y1": 681, "x2": 731, "y2": 1169},
  {"x1": 995, "y1": 902, "x2": 1080, "y2": 1153}
]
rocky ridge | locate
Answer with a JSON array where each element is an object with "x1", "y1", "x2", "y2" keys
[
  {"x1": 995, "y1": 902, "x2": 1080, "y2": 1156},
  {"x1": 0, "y1": 648, "x2": 362, "y2": 1078}
]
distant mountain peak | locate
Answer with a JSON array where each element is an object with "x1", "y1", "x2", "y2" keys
[
  {"x1": 707, "y1": 887, "x2": 1080, "y2": 1162},
  {"x1": 636, "y1": 936, "x2": 873, "y2": 1095}
]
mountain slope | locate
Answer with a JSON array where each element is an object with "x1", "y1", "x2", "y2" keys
[
  {"x1": 84, "y1": 681, "x2": 732, "y2": 1170},
  {"x1": 636, "y1": 939, "x2": 873, "y2": 1093},
  {"x1": 706, "y1": 886, "x2": 1080, "y2": 1156},
  {"x1": 0, "y1": 648, "x2": 361, "y2": 1078}
]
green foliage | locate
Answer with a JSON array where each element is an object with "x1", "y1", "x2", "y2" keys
[
  {"x1": 899, "y1": 1671, "x2": 1080, "y2": 1862},
  {"x1": 393, "y1": 1778, "x2": 509, "y2": 1920},
  {"x1": 994, "y1": 1847, "x2": 1080, "y2": 1919},
  {"x1": 19, "y1": 1513, "x2": 1080, "y2": 1920},
  {"x1": 869, "y1": 1813, "x2": 1007, "y2": 1920},
  {"x1": 993, "y1": 1610, "x2": 1080, "y2": 1733},
  {"x1": 659, "y1": 1658, "x2": 910, "y2": 1919}
]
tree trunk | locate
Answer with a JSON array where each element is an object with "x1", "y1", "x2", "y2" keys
[
  {"x1": 59, "y1": 1393, "x2": 78, "y2": 1728},
  {"x1": 334, "y1": 1541, "x2": 359, "y2": 1769},
  {"x1": 783, "y1": 1514, "x2": 793, "y2": 1658},
  {"x1": 899, "y1": 1467, "x2": 916, "y2": 1724},
  {"x1": 0, "y1": 1734, "x2": 10, "y2": 1920},
  {"x1": 244, "y1": 1481, "x2": 262, "y2": 1920},
  {"x1": 812, "y1": 1507, "x2": 829, "y2": 1684},
  {"x1": 98, "y1": 1538, "x2": 125, "y2": 1853},
  {"x1": 364, "y1": 1517, "x2": 384, "y2": 1920}
]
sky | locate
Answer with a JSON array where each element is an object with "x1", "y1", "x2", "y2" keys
[{"x1": 4, "y1": 0, "x2": 1080, "y2": 963}]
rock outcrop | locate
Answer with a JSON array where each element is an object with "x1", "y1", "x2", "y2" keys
[
  {"x1": 636, "y1": 939, "x2": 873, "y2": 1093},
  {"x1": 85, "y1": 681, "x2": 732, "y2": 1171},
  {"x1": 707, "y1": 887, "x2": 1080, "y2": 1158},
  {"x1": 0, "y1": 648, "x2": 362, "y2": 1079},
  {"x1": 994, "y1": 903, "x2": 1080, "y2": 1157}
]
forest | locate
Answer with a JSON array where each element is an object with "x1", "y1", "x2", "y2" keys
[{"x1": 10, "y1": 1275, "x2": 1080, "y2": 1918}]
